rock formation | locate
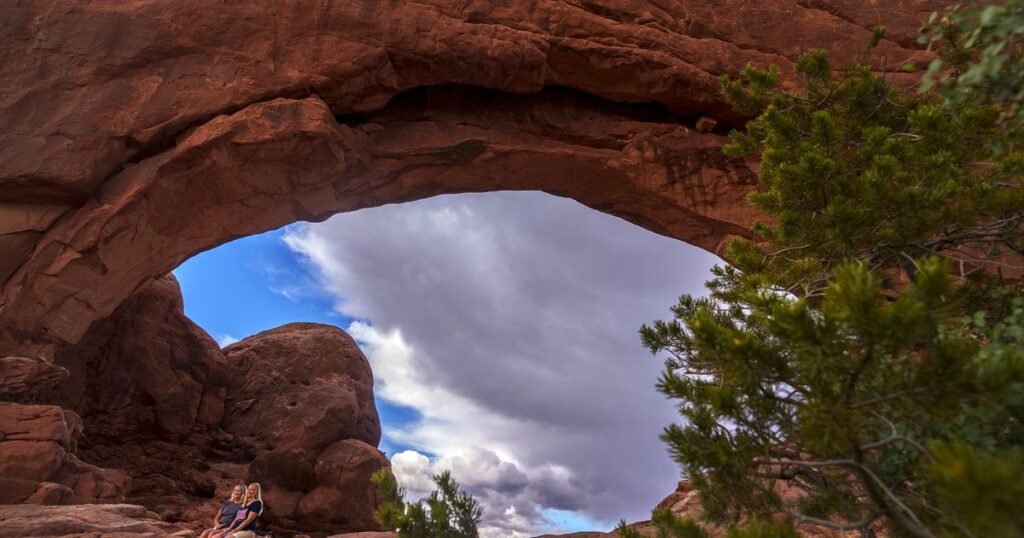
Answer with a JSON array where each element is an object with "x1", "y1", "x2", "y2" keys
[
  {"x1": 539, "y1": 480, "x2": 862, "y2": 537},
  {"x1": 0, "y1": 276, "x2": 387, "y2": 536},
  {"x1": 223, "y1": 323, "x2": 387, "y2": 533},
  {"x1": 0, "y1": 356, "x2": 69, "y2": 403},
  {"x1": 0, "y1": 1, "x2": 948, "y2": 536},
  {"x1": 43, "y1": 274, "x2": 234, "y2": 522},
  {"x1": 0, "y1": 503, "x2": 193, "y2": 537},
  {"x1": 0, "y1": 0, "x2": 943, "y2": 355},
  {"x1": 0, "y1": 402, "x2": 129, "y2": 505}
]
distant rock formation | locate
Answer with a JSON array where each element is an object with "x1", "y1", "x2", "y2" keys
[
  {"x1": 43, "y1": 274, "x2": 234, "y2": 520},
  {"x1": 537, "y1": 480, "x2": 859, "y2": 537}
]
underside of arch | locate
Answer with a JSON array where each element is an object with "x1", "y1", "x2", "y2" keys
[{"x1": 0, "y1": 0, "x2": 942, "y2": 353}]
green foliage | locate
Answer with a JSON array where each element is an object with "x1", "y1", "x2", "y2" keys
[
  {"x1": 371, "y1": 468, "x2": 483, "y2": 538},
  {"x1": 642, "y1": 8, "x2": 1024, "y2": 538},
  {"x1": 719, "y1": 43, "x2": 1022, "y2": 295},
  {"x1": 371, "y1": 468, "x2": 408, "y2": 530},
  {"x1": 921, "y1": 1, "x2": 1024, "y2": 126},
  {"x1": 725, "y1": 518, "x2": 800, "y2": 538},
  {"x1": 926, "y1": 441, "x2": 1024, "y2": 537},
  {"x1": 616, "y1": 507, "x2": 709, "y2": 538}
]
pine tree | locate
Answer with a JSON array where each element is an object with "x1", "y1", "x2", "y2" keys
[
  {"x1": 371, "y1": 468, "x2": 484, "y2": 538},
  {"x1": 640, "y1": 10, "x2": 1024, "y2": 538}
]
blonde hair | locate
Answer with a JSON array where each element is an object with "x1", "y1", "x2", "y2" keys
[
  {"x1": 243, "y1": 482, "x2": 263, "y2": 508},
  {"x1": 230, "y1": 483, "x2": 246, "y2": 501}
]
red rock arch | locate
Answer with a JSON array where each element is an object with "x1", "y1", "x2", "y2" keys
[{"x1": 0, "y1": 1, "x2": 939, "y2": 352}]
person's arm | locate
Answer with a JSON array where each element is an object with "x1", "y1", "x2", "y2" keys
[
  {"x1": 212, "y1": 507, "x2": 222, "y2": 529},
  {"x1": 220, "y1": 518, "x2": 240, "y2": 534},
  {"x1": 236, "y1": 511, "x2": 257, "y2": 531}
]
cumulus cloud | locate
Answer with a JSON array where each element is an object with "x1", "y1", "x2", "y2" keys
[
  {"x1": 282, "y1": 191, "x2": 719, "y2": 534},
  {"x1": 391, "y1": 447, "x2": 582, "y2": 536}
]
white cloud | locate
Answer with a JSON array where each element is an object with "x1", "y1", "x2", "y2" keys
[
  {"x1": 390, "y1": 447, "x2": 586, "y2": 536},
  {"x1": 282, "y1": 191, "x2": 720, "y2": 534},
  {"x1": 217, "y1": 334, "x2": 239, "y2": 347}
]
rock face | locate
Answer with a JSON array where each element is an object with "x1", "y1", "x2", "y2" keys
[
  {"x1": 4, "y1": 277, "x2": 387, "y2": 535},
  {"x1": 42, "y1": 274, "x2": 233, "y2": 520},
  {"x1": 52, "y1": 274, "x2": 229, "y2": 442},
  {"x1": 0, "y1": 356, "x2": 69, "y2": 403},
  {"x1": 0, "y1": 403, "x2": 129, "y2": 505},
  {"x1": 223, "y1": 323, "x2": 388, "y2": 533},
  {"x1": 0, "y1": 503, "x2": 192, "y2": 537},
  {"x1": 542, "y1": 480, "x2": 861, "y2": 537},
  {"x1": 0, "y1": 2, "x2": 946, "y2": 535},
  {"x1": 0, "y1": 1, "x2": 943, "y2": 355}
]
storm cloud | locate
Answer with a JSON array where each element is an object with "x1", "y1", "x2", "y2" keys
[{"x1": 282, "y1": 191, "x2": 719, "y2": 535}]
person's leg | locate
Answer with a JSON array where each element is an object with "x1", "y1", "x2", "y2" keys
[{"x1": 228, "y1": 531, "x2": 255, "y2": 538}]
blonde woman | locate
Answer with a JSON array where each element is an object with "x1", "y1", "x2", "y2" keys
[
  {"x1": 213, "y1": 482, "x2": 264, "y2": 538},
  {"x1": 199, "y1": 483, "x2": 246, "y2": 538}
]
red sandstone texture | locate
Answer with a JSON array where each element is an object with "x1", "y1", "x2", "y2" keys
[
  {"x1": 0, "y1": 2, "x2": 946, "y2": 536},
  {"x1": 0, "y1": 402, "x2": 129, "y2": 505},
  {"x1": 0, "y1": 503, "x2": 193, "y2": 537},
  {"x1": 0, "y1": 0, "x2": 943, "y2": 354},
  {"x1": 538, "y1": 480, "x2": 865, "y2": 537},
  {"x1": 223, "y1": 322, "x2": 387, "y2": 533},
  {"x1": 44, "y1": 274, "x2": 234, "y2": 521},
  {"x1": 0, "y1": 355, "x2": 68, "y2": 403},
  {"x1": 0, "y1": 277, "x2": 386, "y2": 536}
]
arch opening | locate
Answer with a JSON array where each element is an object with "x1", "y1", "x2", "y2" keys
[{"x1": 201, "y1": 191, "x2": 721, "y2": 534}]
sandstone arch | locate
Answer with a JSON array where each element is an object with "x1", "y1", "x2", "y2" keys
[{"x1": 0, "y1": 1, "x2": 940, "y2": 353}]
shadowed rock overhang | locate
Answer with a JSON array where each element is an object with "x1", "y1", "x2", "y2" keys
[{"x1": 0, "y1": 0, "x2": 942, "y2": 352}]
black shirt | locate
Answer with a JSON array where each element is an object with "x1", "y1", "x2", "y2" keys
[{"x1": 233, "y1": 500, "x2": 263, "y2": 531}]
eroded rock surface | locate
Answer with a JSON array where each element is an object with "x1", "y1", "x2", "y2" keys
[
  {"x1": 0, "y1": 356, "x2": 69, "y2": 403},
  {"x1": 539, "y1": 479, "x2": 862, "y2": 537},
  {"x1": 42, "y1": 274, "x2": 233, "y2": 521},
  {"x1": 0, "y1": 402, "x2": 129, "y2": 505},
  {"x1": 14, "y1": 278, "x2": 386, "y2": 535},
  {"x1": 0, "y1": 0, "x2": 943, "y2": 354},
  {"x1": 223, "y1": 323, "x2": 387, "y2": 534},
  {"x1": 0, "y1": 503, "x2": 192, "y2": 537}
]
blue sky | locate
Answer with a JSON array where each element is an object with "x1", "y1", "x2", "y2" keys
[{"x1": 172, "y1": 227, "x2": 425, "y2": 458}]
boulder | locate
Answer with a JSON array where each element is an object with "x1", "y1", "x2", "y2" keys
[
  {"x1": 17, "y1": 278, "x2": 387, "y2": 536},
  {"x1": 223, "y1": 323, "x2": 387, "y2": 534},
  {"x1": 223, "y1": 323, "x2": 381, "y2": 450}
]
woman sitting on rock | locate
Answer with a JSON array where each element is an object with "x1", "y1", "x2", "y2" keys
[
  {"x1": 199, "y1": 483, "x2": 245, "y2": 538},
  {"x1": 213, "y1": 482, "x2": 264, "y2": 538}
]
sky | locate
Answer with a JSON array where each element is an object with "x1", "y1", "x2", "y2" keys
[{"x1": 173, "y1": 191, "x2": 720, "y2": 537}]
